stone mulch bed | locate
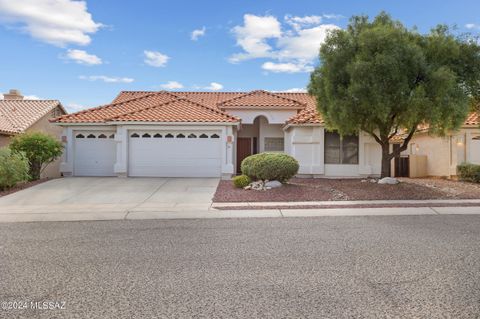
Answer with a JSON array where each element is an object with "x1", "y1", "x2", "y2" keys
[
  {"x1": 213, "y1": 178, "x2": 480, "y2": 203},
  {"x1": 0, "y1": 178, "x2": 52, "y2": 198}
]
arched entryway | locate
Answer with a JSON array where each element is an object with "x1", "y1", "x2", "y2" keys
[{"x1": 236, "y1": 115, "x2": 285, "y2": 173}]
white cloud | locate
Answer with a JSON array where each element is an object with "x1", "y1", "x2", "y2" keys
[
  {"x1": 262, "y1": 62, "x2": 313, "y2": 73},
  {"x1": 466, "y1": 23, "x2": 480, "y2": 30},
  {"x1": 230, "y1": 14, "x2": 340, "y2": 73},
  {"x1": 285, "y1": 15, "x2": 323, "y2": 31},
  {"x1": 144, "y1": 50, "x2": 169, "y2": 67},
  {"x1": 229, "y1": 14, "x2": 282, "y2": 63},
  {"x1": 23, "y1": 94, "x2": 40, "y2": 100},
  {"x1": 191, "y1": 26, "x2": 206, "y2": 40},
  {"x1": 65, "y1": 49, "x2": 102, "y2": 65},
  {"x1": 275, "y1": 88, "x2": 307, "y2": 93},
  {"x1": 160, "y1": 81, "x2": 184, "y2": 90},
  {"x1": 204, "y1": 82, "x2": 223, "y2": 91},
  {"x1": 277, "y1": 24, "x2": 339, "y2": 61},
  {"x1": 79, "y1": 75, "x2": 134, "y2": 83},
  {"x1": 66, "y1": 103, "x2": 86, "y2": 112},
  {"x1": 0, "y1": 0, "x2": 102, "y2": 47}
]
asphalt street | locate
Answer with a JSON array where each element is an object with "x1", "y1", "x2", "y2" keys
[{"x1": 1, "y1": 215, "x2": 480, "y2": 318}]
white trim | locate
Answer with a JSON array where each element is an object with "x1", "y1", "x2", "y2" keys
[{"x1": 283, "y1": 123, "x2": 323, "y2": 131}]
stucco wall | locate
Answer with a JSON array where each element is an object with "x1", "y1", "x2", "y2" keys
[
  {"x1": 286, "y1": 126, "x2": 382, "y2": 178},
  {"x1": 227, "y1": 109, "x2": 297, "y2": 124},
  {"x1": 408, "y1": 133, "x2": 451, "y2": 177},
  {"x1": 258, "y1": 117, "x2": 284, "y2": 152},
  {"x1": 408, "y1": 128, "x2": 480, "y2": 177},
  {"x1": 0, "y1": 134, "x2": 11, "y2": 148}
]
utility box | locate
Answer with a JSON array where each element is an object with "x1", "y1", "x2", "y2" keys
[{"x1": 409, "y1": 155, "x2": 428, "y2": 178}]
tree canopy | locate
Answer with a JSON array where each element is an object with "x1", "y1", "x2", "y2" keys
[{"x1": 308, "y1": 12, "x2": 480, "y2": 177}]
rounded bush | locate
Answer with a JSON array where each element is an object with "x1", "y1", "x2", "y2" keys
[
  {"x1": 457, "y1": 163, "x2": 480, "y2": 183},
  {"x1": 241, "y1": 153, "x2": 299, "y2": 183},
  {"x1": 0, "y1": 147, "x2": 29, "y2": 190},
  {"x1": 232, "y1": 175, "x2": 251, "y2": 188}
]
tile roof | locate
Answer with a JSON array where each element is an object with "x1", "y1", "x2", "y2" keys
[
  {"x1": 464, "y1": 112, "x2": 480, "y2": 126},
  {"x1": 109, "y1": 98, "x2": 239, "y2": 123},
  {"x1": 390, "y1": 112, "x2": 480, "y2": 142},
  {"x1": 54, "y1": 90, "x2": 321, "y2": 125},
  {"x1": 217, "y1": 90, "x2": 306, "y2": 109},
  {"x1": 54, "y1": 91, "x2": 179, "y2": 123},
  {"x1": 0, "y1": 99, "x2": 64, "y2": 135}
]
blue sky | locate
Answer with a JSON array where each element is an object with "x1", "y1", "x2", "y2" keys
[{"x1": 0, "y1": 0, "x2": 479, "y2": 112}]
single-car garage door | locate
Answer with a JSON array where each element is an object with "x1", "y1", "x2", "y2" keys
[
  {"x1": 74, "y1": 131, "x2": 116, "y2": 176},
  {"x1": 128, "y1": 131, "x2": 222, "y2": 177}
]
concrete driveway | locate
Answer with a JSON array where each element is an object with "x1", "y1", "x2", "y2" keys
[{"x1": 0, "y1": 177, "x2": 219, "y2": 222}]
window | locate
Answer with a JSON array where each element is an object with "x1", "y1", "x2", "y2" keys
[
  {"x1": 153, "y1": 133, "x2": 162, "y2": 138},
  {"x1": 264, "y1": 138, "x2": 284, "y2": 152},
  {"x1": 131, "y1": 133, "x2": 140, "y2": 138},
  {"x1": 199, "y1": 133, "x2": 208, "y2": 138},
  {"x1": 109, "y1": 134, "x2": 115, "y2": 139},
  {"x1": 188, "y1": 133, "x2": 197, "y2": 138},
  {"x1": 87, "y1": 134, "x2": 96, "y2": 139},
  {"x1": 76, "y1": 134, "x2": 85, "y2": 139},
  {"x1": 165, "y1": 133, "x2": 174, "y2": 138},
  {"x1": 98, "y1": 134, "x2": 107, "y2": 139},
  {"x1": 142, "y1": 133, "x2": 151, "y2": 138},
  {"x1": 210, "y1": 134, "x2": 220, "y2": 138},
  {"x1": 176, "y1": 133, "x2": 185, "y2": 138},
  {"x1": 324, "y1": 131, "x2": 358, "y2": 164}
]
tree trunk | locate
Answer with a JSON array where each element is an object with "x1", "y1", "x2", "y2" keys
[{"x1": 380, "y1": 144, "x2": 391, "y2": 178}]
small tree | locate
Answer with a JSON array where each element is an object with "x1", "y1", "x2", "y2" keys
[
  {"x1": 0, "y1": 148, "x2": 29, "y2": 190},
  {"x1": 9, "y1": 132, "x2": 63, "y2": 180},
  {"x1": 309, "y1": 12, "x2": 480, "y2": 177}
]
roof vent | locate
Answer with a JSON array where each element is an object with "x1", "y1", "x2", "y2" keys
[{"x1": 3, "y1": 89, "x2": 24, "y2": 100}]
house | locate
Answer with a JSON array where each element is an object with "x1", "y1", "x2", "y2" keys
[
  {"x1": 52, "y1": 90, "x2": 384, "y2": 178},
  {"x1": 398, "y1": 112, "x2": 480, "y2": 177},
  {"x1": 0, "y1": 89, "x2": 67, "y2": 178}
]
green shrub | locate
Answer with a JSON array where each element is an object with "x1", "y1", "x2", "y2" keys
[
  {"x1": 241, "y1": 153, "x2": 299, "y2": 183},
  {"x1": 9, "y1": 132, "x2": 63, "y2": 180},
  {"x1": 232, "y1": 175, "x2": 252, "y2": 188},
  {"x1": 457, "y1": 163, "x2": 480, "y2": 183},
  {"x1": 0, "y1": 147, "x2": 29, "y2": 190}
]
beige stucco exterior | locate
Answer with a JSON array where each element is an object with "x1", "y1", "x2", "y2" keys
[
  {"x1": 406, "y1": 127, "x2": 480, "y2": 177},
  {"x1": 1, "y1": 106, "x2": 65, "y2": 178}
]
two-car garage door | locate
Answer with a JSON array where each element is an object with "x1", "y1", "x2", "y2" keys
[
  {"x1": 128, "y1": 131, "x2": 222, "y2": 177},
  {"x1": 73, "y1": 130, "x2": 222, "y2": 177}
]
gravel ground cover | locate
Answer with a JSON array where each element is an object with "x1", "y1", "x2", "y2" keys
[{"x1": 213, "y1": 177, "x2": 480, "y2": 202}]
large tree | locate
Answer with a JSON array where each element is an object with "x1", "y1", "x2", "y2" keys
[{"x1": 309, "y1": 12, "x2": 480, "y2": 177}]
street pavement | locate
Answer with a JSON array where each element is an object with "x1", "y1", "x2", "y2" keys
[{"x1": 1, "y1": 215, "x2": 480, "y2": 318}]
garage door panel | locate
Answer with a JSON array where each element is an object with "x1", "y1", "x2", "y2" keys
[
  {"x1": 74, "y1": 132, "x2": 116, "y2": 176},
  {"x1": 128, "y1": 131, "x2": 222, "y2": 177}
]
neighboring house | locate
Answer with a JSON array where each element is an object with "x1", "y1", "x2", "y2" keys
[
  {"x1": 397, "y1": 112, "x2": 480, "y2": 177},
  {"x1": 0, "y1": 89, "x2": 67, "y2": 178},
  {"x1": 52, "y1": 90, "x2": 383, "y2": 178}
]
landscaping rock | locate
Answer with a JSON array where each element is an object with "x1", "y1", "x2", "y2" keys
[
  {"x1": 370, "y1": 179, "x2": 377, "y2": 183},
  {"x1": 378, "y1": 177, "x2": 399, "y2": 185},
  {"x1": 265, "y1": 180, "x2": 282, "y2": 188},
  {"x1": 250, "y1": 180, "x2": 266, "y2": 191},
  {"x1": 243, "y1": 185, "x2": 252, "y2": 190}
]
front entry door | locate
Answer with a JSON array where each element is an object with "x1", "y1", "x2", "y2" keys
[{"x1": 237, "y1": 137, "x2": 252, "y2": 173}]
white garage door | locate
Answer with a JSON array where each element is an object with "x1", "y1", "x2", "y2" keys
[
  {"x1": 471, "y1": 135, "x2": 480, "y2": 164},
  {"x1": 128, "y1": 131, "x2": 222, "y2": 177},
  {"x1": 74, "y1": 131, "x2": 116, "y2": 176}
]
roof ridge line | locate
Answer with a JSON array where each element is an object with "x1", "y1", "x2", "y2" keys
[
  {"x1": 217, "y1": 89, "x2": 306, "y2": 107},
  {"x1": 108, "y1": 96, "x2": 239, "y2": 122}
]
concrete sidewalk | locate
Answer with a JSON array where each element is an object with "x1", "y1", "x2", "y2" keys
[{"x1": 0, "y1": 204, "x2": 479, "y2": 223}]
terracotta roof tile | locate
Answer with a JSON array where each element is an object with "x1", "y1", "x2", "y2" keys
[
  {"x1": 109, "y1": 98, "x2": 239, "y2": 123},
  {"x1": 465, "y1": 112, "x2": 480, "y2": 126},
  {"x1": 0, "y1": 99, "x2": 63, "y2": 134},
  {"x1": 54, "y1": 91, "x2": 179, "y2": 123},
  {"x1": 54, "y1": 90, "x2": 322, "y2": 124},
  {"x1": 218, "y1": 90, "x2": 306, "y2": 109}
]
